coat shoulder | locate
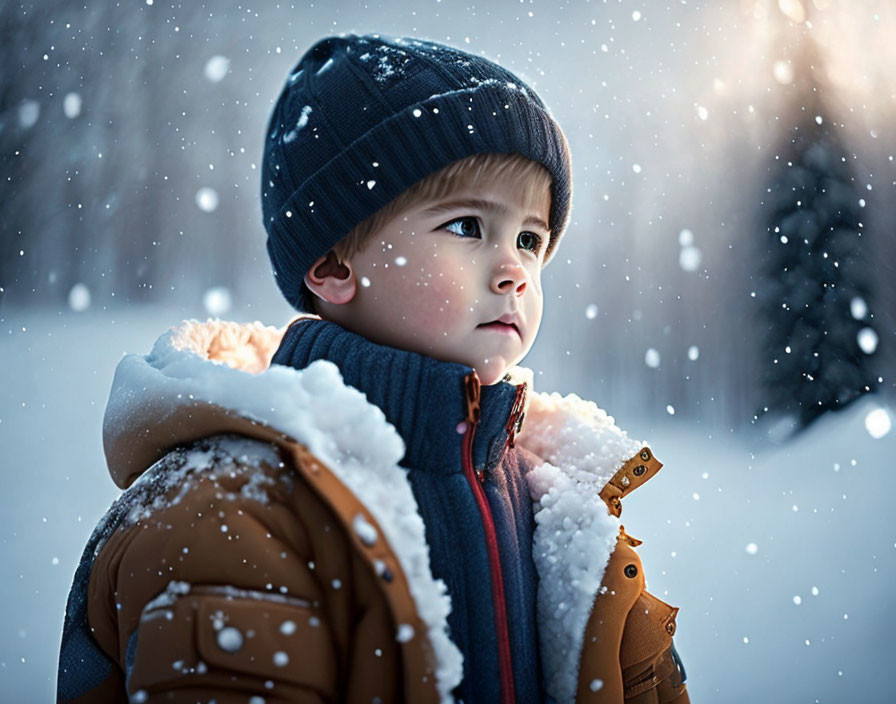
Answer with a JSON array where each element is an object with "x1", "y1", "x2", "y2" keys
[
  {"x1": 86, "y1": 433, "x2": 328, "y2": 663},
  {"x1": 83, "y1": 430, "x2": 444, "y2": 703}
]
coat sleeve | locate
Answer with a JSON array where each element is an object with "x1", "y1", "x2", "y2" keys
[{"x1": 87, "y1": 438, "x2": 340, "y2": 703}]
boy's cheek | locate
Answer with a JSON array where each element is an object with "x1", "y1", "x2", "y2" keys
[
  {"x1": 405, "y1": 295, "x2": 467, "y2": 335},
  {"x1": 392, "y1": 268, "x2": 469, "y2": 321},
  {"x1": 360, "y1": 278, "x2": 466, "y2": 337}
]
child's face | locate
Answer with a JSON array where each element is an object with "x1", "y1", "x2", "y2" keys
[{"x1": 338, "y1": 174, "x2": 550, "y2": 385}]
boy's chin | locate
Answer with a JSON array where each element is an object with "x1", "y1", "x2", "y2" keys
[{"x1": 470, "y1": 357, "x2": 517, "y2": 386}]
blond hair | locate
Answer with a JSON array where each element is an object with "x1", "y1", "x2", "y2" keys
[{"x1": 330, "y1": 152, "x2": 552, "y2": 263}]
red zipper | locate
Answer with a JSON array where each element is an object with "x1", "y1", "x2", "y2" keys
[{"x1": 461, "y1": 372, "x2": 516, "y2": 704}]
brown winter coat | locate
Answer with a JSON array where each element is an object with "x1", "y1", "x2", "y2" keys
[{"x1": 70, "y1": 318, "x2": 689, "y2": 703}]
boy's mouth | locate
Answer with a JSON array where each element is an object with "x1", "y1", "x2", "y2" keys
[{"x1": 477, "y1": 319, "x2": 521, "y2": 339}]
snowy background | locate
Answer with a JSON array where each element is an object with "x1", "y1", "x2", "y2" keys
[{"x1": 2, "y1": 0, "x2": 895, "y2": 701}]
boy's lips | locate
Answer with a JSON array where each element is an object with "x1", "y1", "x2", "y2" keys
[{"x1": 477, "y1": 314, "x2": 521, "y2": 339}]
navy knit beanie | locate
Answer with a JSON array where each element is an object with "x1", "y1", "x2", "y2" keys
[{"x1": 261, "y1": 33, "x2": 572, "y2": 312}]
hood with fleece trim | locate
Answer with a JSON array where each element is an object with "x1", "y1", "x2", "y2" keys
[{"x1": 100, "y1": 316, "x2": 666, "y2": 704}]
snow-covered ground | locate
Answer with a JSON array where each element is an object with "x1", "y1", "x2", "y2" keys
[{"x1": 1, "y1": 307, "x2": 893, "y2": 702}]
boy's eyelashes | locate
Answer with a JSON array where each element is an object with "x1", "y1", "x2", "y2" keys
[
  {"x1": 438, "y1": 216, "x2": 544, "y2": 255},
  {"x1": 441, "y1": 216, "x2": 481, "y2": 239}
]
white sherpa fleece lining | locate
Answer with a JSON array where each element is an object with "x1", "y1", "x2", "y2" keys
[{"x1": 514, "y1": 386, "x2": 645, "y2": 704}]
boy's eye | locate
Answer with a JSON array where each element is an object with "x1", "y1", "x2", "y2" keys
[
  {"x1": 442, "y1": 217, "x2": 543, "y2": 254},
  {"x1": 443, "y1": 217, "x2": 481, "y2": 238},
  {"x1": 518, "y1": 231, "x2": 542, "y2": 254}
]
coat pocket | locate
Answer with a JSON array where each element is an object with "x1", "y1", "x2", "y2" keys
[{"x1": 127, "y1": 584, "x2": 337, "y2": 698}]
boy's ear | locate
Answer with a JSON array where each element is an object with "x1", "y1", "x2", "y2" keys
[{"x1": 303, "y1": 250, "x2": 357, "y2": 305}]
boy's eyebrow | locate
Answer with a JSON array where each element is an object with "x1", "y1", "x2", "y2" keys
[{"x1": 422, "y1": 198, "x2": 550, "y2": 232}]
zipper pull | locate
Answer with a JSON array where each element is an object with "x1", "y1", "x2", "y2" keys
[
  {"x1": 464, "y1": 371, "x2": 481, "y2": 424},
  {"x1": 504, "y1": 383, "x2": 528, "y2": 450},
  {"x1": 464, "y1": 372, "x2": 483, "y2": 482}
]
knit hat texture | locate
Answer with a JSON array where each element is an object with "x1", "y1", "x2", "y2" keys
[{"x1": 261, "y1": 33, "x2": 572, "y2": 312}]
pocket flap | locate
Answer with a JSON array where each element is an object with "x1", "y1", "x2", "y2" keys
[
  {"x1": 128, "y1": 585, "x2": 336, "y2": 696},
  {"x1": 195, "y1": 591, "x2": 336, "y2": 691},
  {"x1": 619, "y1": 589, "x2": 679, "y2": 669}
]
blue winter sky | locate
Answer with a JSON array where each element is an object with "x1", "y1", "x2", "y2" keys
[{"x1": 1, "y1": 0, "x2": 895, "y2": 701}]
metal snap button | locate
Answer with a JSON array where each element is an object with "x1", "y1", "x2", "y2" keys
[
  {"x1": 624, "y1": 564, "x2": 638, "y2": 578},
  {"x1": 640, "y1": 449, "x2": 651, "y2": 461},
  {"x1": 633, "y1": 464, "x2": 646, "y2": 476},
  {"x1": 620, "y1": 475, "x2": 631, "y2": 487},
  {"x1": 665, "y1": 619, "x2": 676, "y2": 635}
]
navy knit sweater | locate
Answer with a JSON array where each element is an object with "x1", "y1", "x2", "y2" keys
[{"x1": 271, "y1": 317, "x2": 542, "y2": 703}]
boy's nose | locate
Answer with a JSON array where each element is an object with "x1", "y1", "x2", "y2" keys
[{"x1": 491, "y1": 261, "x2": 528, "y2": 297}]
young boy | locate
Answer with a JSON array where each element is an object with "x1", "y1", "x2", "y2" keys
[{"x1": 58, "y1": 34, "x2": 689, "y2": 703}]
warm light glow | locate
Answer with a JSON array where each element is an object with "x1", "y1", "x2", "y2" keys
[
  {"x1": 778, "y1": 0, "x2": 806, "y2": 23},
  {"x1": 739, "y1": 0, "x2": 896, "y2": 125},
  {"x1": 773, "y1": 60, "x2": 795, "y2": 84},
  {"x1": 752, "y1": 1, "x2": 769, "y2": 22}
]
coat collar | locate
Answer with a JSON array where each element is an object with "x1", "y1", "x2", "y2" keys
[
  {"x1": 269, "y1": 316, "x2": 522, "y2": 474},
  {"x1": 102, "y1": 317, "x2": 656, "y2": 704}
]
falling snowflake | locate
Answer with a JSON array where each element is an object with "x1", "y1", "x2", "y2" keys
[
  {"x1": 204, "y1": 55, "x2": 230, "y2": 83},
  {"x1": 216, "y1": 626, "x2": 243, "y2": 653},
  {"x1": 679, "y1": 246, "x2": 702, "y2": 272},
  {"x1": 203, "y1": 287, "x2": 232, "y2": 316},
  {"x1": 773, "y1": 60, "x2": 794, "y2": 85},
  {"x1": 865, "y1": 408, "x2": 891, "y2": 439},
  {"x1": 857, "y1": 327, "x2": 878, "y2": 354},
  {"x1": 68, "y1": 283, "x2": 91, "y2": 312},
  {"x1": 63, "y1": 93, "x2": 82, "y2": 119},
  {"x1": 196, "y1": 187, "x2": 219, "y2": 213},
  {"x1": 18, "y1": 99, "x2": 40, "y2": 129}
]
